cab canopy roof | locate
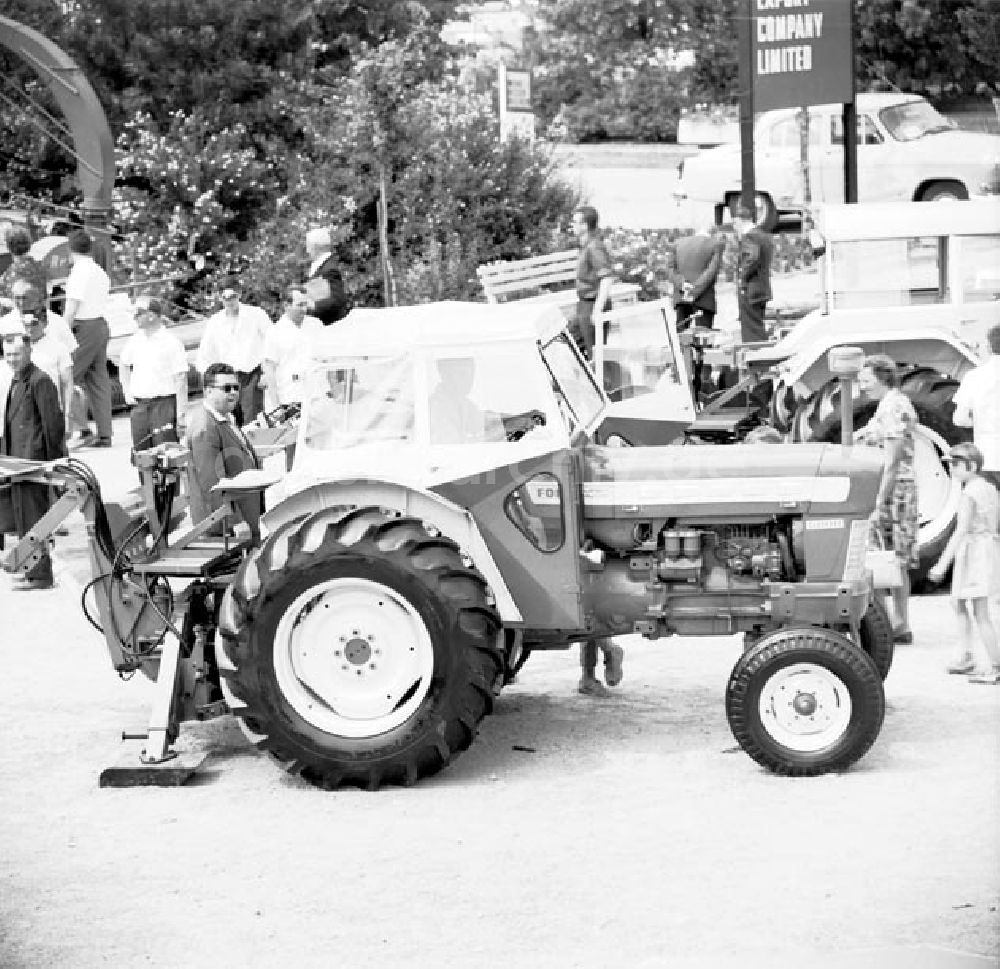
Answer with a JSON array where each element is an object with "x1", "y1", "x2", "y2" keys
[
  {"x1": 309, "y1": 300, "x2": 568, "y2": 360},
  {"x1": 818, "y1": 199, "x2": 1000, "y2": 242}
]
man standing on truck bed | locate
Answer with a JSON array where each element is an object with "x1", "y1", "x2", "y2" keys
[{"x1": 572, "y1": 205, "x2": 616, "y2": 360}]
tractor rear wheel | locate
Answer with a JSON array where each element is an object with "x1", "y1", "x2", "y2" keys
[
  {"x1": 217, "y1": 506, "x2": 504, "y2": 790},
  {"x1": 790, "y1": 374, "x2": 970, "y2": 586},
  {"x1": 726, "y1": 626, "x2": 884, "y2": 776}
]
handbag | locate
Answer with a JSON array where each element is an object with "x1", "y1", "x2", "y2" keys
[{"x1": 866, "y1": 524, "x2": 903, "y2": 590}]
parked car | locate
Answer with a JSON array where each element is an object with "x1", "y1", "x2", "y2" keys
[{"x1": 673, "y1": 93, "x2": 1000, "y2": 230}]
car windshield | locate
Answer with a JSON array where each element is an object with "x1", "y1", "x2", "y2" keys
[
  {"x1": 879, "y1": 100, "x2": 954, "y2": 142},
  {"x1": 541, "y1": 332, "x2": 605, "y2": 435}
]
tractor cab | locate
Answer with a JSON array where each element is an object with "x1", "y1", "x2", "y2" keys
[{"x1": 286, "y1": 300, "x2": 608, "y2": 493}]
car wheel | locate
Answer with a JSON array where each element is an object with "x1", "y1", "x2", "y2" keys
[{"x1": 919, "y1": 180, "x2": 968, "y2": 202}]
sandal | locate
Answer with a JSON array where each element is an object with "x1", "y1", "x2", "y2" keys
[
  {"x1": 968, "y1": 669, "x2": 1000, "y2": 685},
  {"x1": 947, "y1": 658, "x2": 976, "y2": 675}
]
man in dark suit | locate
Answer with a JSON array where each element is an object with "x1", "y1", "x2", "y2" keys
[
  {"x1": 669, "y1": 226, "x2": 725, "y2": 329},
  {"x1": 733, "y1": 204, "x2": 774, "y2": 344},
  {"x1": 0, "y1": 322, "x2": 66, "y2": 590},
  {"x1": 184, "y1": 362, "x2": 261, "y2": 537},
  {"x1": 304, "y1": 227, "x2": 350, "y2": 326}
]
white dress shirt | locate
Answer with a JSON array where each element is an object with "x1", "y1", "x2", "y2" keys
[
  {"x1": 64, "y1": 256, "x2": 111, "y2": 319},
  {"x1": 263, "y1": 314, "x2": 320, "y2": 406},
  {"x1": 197, "y1": 303, "x2": 272, "y2": 373},
  {"x1": 29, "y1": 335, "x2": 72, "y2": 407},
  {"x1": 954, "y1": 356, "x2": 1000, "y2": 472},
  {"x1": 121, "y1": 327, "x2": 188, "y2": 399}
]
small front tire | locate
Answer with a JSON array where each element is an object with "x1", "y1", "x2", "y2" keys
[{"x1": 726, "y1": 626, "x2": 885, "y2": 775}]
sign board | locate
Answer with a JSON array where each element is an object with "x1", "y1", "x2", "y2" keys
[
  {"x1": 504, "y1": 69, "x2": 532, "y2": 112},
  {"x1": 498, "y1": 62, "x2": 535, "y2": 142},
  {"x1": 752, "y1": 0, "x2": 853, "y2": 111}
]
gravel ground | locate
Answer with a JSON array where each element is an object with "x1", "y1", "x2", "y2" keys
[{"x1": 1, "y1": 438, "x2": 997, "y2": 969}]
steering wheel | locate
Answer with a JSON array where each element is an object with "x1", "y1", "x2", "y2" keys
[{"x1": 505, "y1": 409, "x2": 547, "y2": 443}]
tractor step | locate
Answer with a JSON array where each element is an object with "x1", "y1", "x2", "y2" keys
[{"x1": 99, "y1": 743, "x2": 208, "y2": 788}]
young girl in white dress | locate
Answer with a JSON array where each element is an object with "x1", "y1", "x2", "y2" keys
[{"x1": 929, "y1": 443, "x2": 1000, "y2": 683}]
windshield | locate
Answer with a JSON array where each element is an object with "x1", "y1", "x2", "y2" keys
[
  {"x1": 879, "y1": 100, "x2": 953, "y2": 142},
  {"x1": 600, "y1": 301, "x2": 686, "y2": 399},
  {"x1": 426, "y1": 347, "x2": 559, "y2": 447},
  {"x1": 541, "y1": 332, "x2": 605, "y2": 435},
  {"x1": 303, "y1": 355, "x2": 415, "y2": 449}
]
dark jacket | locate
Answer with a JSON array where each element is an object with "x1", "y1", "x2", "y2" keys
[
  {"x1": 0, "y1": 362, "x2": 65, "y2": 535},
  {"x1": 737, "y1": 228, "x2": 773, "y2": 305},
  {"x1": 184, "y1": 405, "x2": 261, "y2": 535},
  {"x1": 307, "y1": 253, "x2": 350, "y2": 326},
  {"x1": 670, "y1": 233, "x2": 724, "y2": 313}
]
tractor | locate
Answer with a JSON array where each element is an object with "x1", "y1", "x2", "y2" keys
[
  {"x1": 2, "y1": 301, "x2": 892, "y2": 789},
  {"x1": 755, "y1": 199, "x2": 1000, "y2": 582}
]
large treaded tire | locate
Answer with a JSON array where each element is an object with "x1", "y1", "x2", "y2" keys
[
  {"x1": 790, "y1": 372, "x2": 971, "y2": 586},
  {"x1": 217, "y1": 506, "x2": 503, "y2": 790},
  {"x1": 726, "y1": 626, "x2": 885, "y2": 776},
  {"x1": 857, "y1": 598, "x2": 894, "y2": 681}
]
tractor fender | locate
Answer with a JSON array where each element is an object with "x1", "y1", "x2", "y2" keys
[
  {"x1": 778, "y1": 326, "x2": 980, "y2": 398},
  {"x1": 262, "y1": 477, "x2": 523, "y2": 625}
]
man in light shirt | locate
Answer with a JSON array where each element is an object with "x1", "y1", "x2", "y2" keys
[
  {"x1": 262, "y1": 287, "x2": 320, "y2": 412},
  {"x1": 120, "y1": 297, "x2": 189, "y2": 454},
  {"x1": 954, "y1": 324, "x2": 1000, "y2": 489},
  {"x1": 196, "y1": 285, "x2": 272, "y2": 426},
  {"x1": 62, "y1": 230, "x2": 113, "y2": 448}
]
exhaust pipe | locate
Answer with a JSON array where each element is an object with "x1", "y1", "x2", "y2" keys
[{"x1": 827, "y1": 346, "x2": 865, "y2": 450}]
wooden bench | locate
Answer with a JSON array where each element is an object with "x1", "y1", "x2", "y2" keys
[{"x1": 476, "y1": 249, "x2": 640, "y2": 309}]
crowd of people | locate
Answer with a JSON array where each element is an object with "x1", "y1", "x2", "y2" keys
[{"x1": 0, "y1": 223, "x2": 348, "y2": 589}]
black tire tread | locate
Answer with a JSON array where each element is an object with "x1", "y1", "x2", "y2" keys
[
  {"x1": 218, "y1": 506, "x2": 503, "y2": 790},
  {"x1": 726, "y1": 626, "x2": 885, "y2": 776}
]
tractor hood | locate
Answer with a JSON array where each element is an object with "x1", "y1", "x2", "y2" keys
[{"x1": 582, "y1": 443, "x2": 883, "y2": 521}]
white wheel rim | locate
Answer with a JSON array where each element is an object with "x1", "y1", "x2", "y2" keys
[
  {"x1": 272, "y1": 578, "x2": 435, "y2": 739},
  {"x1": 758, "y1": 662, "x2": 853, "y2": 752},
  {"x1": 912, "y1": 423, "x2": 962, "y2": 548}
]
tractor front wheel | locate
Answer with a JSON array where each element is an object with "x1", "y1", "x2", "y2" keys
[
  {"x1": 726, "y1": 626, "x2": 884, "y2": 775},
  {"x1": 217, "y1": 506, "x2": 504, "y2": 790}
]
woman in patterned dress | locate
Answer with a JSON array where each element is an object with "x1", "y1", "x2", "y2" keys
[
  {"x1": 929, "y1": 443, "x2": 1000, "y2": 683},
  {"x1": 855, "y1": 354, "x2": 920, "y2": 644}
]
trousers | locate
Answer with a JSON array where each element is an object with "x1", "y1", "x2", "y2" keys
[
  {"x1": 130, "y1": 395, "x2": 178, "y2": 452},
  {"x1": 71, "y1": 317, "x2": 113, "y2": 438}
]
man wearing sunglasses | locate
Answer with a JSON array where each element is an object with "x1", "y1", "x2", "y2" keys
[{"x1": 184, "y1": 362, "x2": 261, "y2": 538}]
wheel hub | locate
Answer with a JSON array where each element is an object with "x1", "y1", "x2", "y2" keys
[
  {"x1": 792, "y1": 691, "x2": 817, "y2": 716},
  {"x1": 758, "y1": 662, "x2": 853, "y2": 753},
  {"x1": 272, "y1": 577, "x2": 435, "y2": 739},
  {"x1": 344, "y1": 637, "x2": 373, "y2": 666}
]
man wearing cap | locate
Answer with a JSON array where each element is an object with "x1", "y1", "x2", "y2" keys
[
  {"x1": 120, "y1": 297, "x2": 189, "y2": 454},
  {"x1": 733, "y1": 204, "x2": 773, "y2": 344},
  {"x1": 953, "y1": 324, "x2": 1000, "y2": 490},
  {"x1": 304, "y1": 227, "x2": 349, "y2": 326},
  {"x1": 196, "y1": 286, "x2": 272, "y2": 426},
  {"x1": 62, "y1": 230, "x2": 113, "y2": 448},
  {"x1": 0, "y1": 319, "x2": 65, "y2": 590}
]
